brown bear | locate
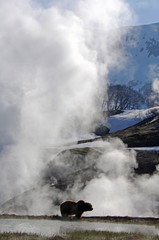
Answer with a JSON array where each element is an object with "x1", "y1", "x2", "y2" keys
[{"x1": 60, "y1": 200, "x2": 93, "y2": 219}]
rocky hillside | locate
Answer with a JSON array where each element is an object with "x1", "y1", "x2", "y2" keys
[{"x1": 105, "y1": 115, "x2": 159, "y2": 147}]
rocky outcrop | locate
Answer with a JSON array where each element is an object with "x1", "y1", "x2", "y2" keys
[{"x1": 94, "y1": 124, "x2": 110, "y2": 136}]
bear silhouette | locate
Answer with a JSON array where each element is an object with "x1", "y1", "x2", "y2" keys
[{"x1": 60, "y1": 200, "x2": 93, "y2": 219}]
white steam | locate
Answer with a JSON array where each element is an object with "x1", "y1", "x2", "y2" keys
[
  {"x1": 152, "y1": 78, "x2": 159, "y2": 105},
  {"x1": 148, "y1": 64, "x2": 159, "y2": 106},
  {"x1": 78, "y1": 139, "x2": 159, "y2": 217}
]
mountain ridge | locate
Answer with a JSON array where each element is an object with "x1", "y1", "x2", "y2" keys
[{"x1": 109, "y1": 21, "x2": 159, "y2": 94}]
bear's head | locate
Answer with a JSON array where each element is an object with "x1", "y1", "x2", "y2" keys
[{"x1": 77, "y1": 200, "x2": 93, "y2": 212}]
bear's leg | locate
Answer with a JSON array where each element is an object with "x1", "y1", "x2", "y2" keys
[{"x1": 75, "y1": 212, "x2": 83, "y2": 219}]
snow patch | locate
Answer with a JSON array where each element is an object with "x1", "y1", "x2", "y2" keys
[{"x1": 105, "y1": 106, "x2": 159, "y2": 133}]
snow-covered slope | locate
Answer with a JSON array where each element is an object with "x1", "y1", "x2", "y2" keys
[
  {"x1": 105, "y1": 106, "x2": 159, "y2": 133},
  {"x1": 109, "y1": 22, "x2": 159, "y2": 93}
]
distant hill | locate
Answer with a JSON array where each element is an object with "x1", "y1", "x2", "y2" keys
[{"x1": 109, "y1": 22, "x2": 159, "y2": 94}]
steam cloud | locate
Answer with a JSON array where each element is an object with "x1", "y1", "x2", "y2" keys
[
  {"x1": 149, "y1": 64, "x2": 159, "y2": 106},
  {"x1": 1, "y1": 0, "x2": 159, "y2": 218},
  {"x1": 78, "y1": 140, "x2": 159, "y2": 217},
  {"x1": 151, "y1": 78, "x2": 159, "y2": 106}
]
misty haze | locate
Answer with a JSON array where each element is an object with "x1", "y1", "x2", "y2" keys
[{"x1": 0, "y1": 0, "x2": 159, "y2": 223}]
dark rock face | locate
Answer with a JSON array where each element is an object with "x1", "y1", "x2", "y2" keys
[
  {"x1": 135, "y1": 150, "x2": 159, "y2": 175},
  {"x1": 60, "y1": 200, "x2": 93, "y2": 218},
  {"x1": 94, "y1": 125, "x2": 110, "y2": 136},
  {"x1": 105, "y1": 115, "x2": 159, "y2": 147},
  {"x1": 146, "y1": 38, "x2": 159, "y2": 57}
]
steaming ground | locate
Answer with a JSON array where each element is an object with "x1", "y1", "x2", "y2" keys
[
  {"x1": 1, "y1": 0, "x2": 159, "y2": 218},
  {"x1": 1, "y1": 137, "x2": 159, "y2": 218}
]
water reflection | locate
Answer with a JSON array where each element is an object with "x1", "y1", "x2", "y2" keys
[{"x1": 0, "y1": 218, "x2": 158, "y2": 237}]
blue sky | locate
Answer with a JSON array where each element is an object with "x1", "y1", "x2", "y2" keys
[
  {"x1": 35, "y1": 0, "x2": 159, "y2": 26},
  {"x1": 127, "y1": 0, "x2": 159, "y2": 25}
]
